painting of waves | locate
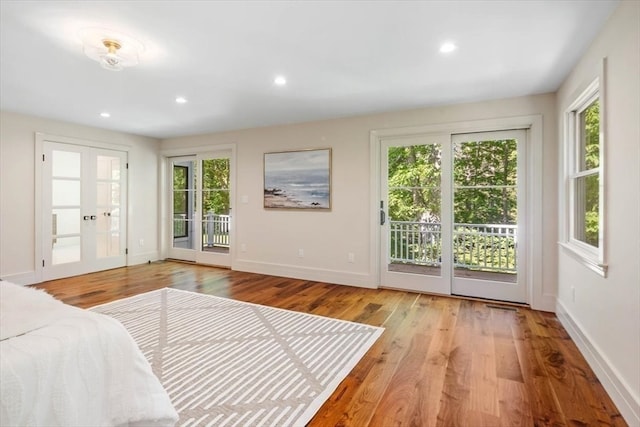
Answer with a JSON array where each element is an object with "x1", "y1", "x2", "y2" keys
[{"x1": 264, "y1": 149, "x2": 331, "y2": 209}]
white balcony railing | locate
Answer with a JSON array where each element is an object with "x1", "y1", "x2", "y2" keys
[
  {"x1": 204, "y1": 213, "x2": 230, "y2": 247},
  {"x1": 389, "y1": 221, "x2": 517, "y2": 272},
  {"x1": 173, "y1": 212, "x2": 230, "y2": 247}
]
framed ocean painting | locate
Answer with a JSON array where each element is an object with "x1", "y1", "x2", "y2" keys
[{"x1": 264, "y1": 148, "x2": 331, "y2": 210}]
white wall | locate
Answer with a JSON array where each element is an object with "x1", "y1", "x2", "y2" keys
[
  {"x1": 162, "y1": 93, "x2": 558, "y2": 309},
  {"x1": 556, "y1": 1, "x2": 640, "y2": 425},
  {"x1": 0, "y1": 111, "x2": 161, "y2": 283}
]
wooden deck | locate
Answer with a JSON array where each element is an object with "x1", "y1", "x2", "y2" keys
[
  {"x1": 389, "y1": 262, "x2": 517, "y2": 283},
  {"x1": 36, "y1": 261, "x2": 626, "y2": 427}
]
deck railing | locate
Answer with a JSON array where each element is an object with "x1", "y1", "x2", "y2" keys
[
  {"x1": 173, "y1": 213, "x2": 230, "y2": 247},
  {"x1": 203, "y1": 213, "x2": 230, "y2": 247},
  {"x1": 389, "y1": 221, "x2": 517, "y2": 272}
]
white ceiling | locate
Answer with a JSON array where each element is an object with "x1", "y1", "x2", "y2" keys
[{"x1": 0, "y1": 0, "x2": 619, "y2": 139}]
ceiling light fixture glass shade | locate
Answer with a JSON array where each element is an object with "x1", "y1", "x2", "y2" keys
[
  {"x1": 100, "y1": 39, "x2": 124, "y2": 71},
  {"x1": 80, "y1": 28, "x2": 144, "y2": 71}
]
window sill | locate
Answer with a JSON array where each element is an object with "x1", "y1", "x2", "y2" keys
[{"x1": 558, "y1": 242, "x2": 608, "y2": 278}]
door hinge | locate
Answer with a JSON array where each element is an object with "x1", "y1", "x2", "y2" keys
[
  {"x1": 42, "y1": 259, "x2": 45, "y2": 267},
  {"x1": 125, "y1": 248, "x2": 128, "y2": 255},
  {"x1": 126, "y1": 163, "x2": 129, "y2": 169},
  {"x1": 42, "y1": 154, "x2": 45, "y2": 162}
]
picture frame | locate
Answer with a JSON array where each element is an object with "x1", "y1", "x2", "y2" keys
[{"x1": 264, "y1": 148, "x2": 332, "y2": 210}]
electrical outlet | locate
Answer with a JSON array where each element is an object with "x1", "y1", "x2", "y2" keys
[
  {"x1": 139, "y1": 238, "x2": 144, "y2": 246},
  {"x1": 348, "y1": 252, "x2": 355, "y2": 263},
  {"x1": 298, "y1": 249, "x2": 304, "y2": 258}
]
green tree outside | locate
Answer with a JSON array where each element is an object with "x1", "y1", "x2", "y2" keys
[{"x1": 387, "y1": 139, "x2": 518, "y2": 272}]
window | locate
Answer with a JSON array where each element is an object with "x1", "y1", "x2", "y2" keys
[{"x1": 564, "y1": 76, "x2": 606, "y2": 276}]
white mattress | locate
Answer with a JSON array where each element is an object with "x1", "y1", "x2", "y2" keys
[{"x1": 0, "y1": 281, "x2": 179, "y2": 426}]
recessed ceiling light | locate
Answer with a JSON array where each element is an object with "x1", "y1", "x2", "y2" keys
[
  {"x1": 175, "y1": 96, "x2": 187, "y2": 104},
  {"x1": 439, "y1": 42, "x2": 457, "y2": 54},
  {"x1": 100, "y1": 112, "x2": 111, "y2": 118},
  {"x1": 274, "y1": 75, "x2": 287, "y2": 86}
]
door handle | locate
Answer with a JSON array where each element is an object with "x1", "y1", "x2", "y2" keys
[
  {"x1": 90, "y1": 215, "x2": 97, "y2": 220},
  {"x1": 103, "y1": 212, "x2": 111, "y2": 217},
  {"x1": 380, "y1": 210, "x2": 386, "y2": 225},
  {"x1": 83, "y1": 215, "x2": 90, "y2": 221}
]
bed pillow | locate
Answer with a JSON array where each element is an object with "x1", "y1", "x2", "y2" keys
[{"x1": 0, "y1": 281, "x2": 68, "y2": 340}]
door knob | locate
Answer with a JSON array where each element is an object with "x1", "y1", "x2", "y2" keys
[
  {"x1": 83, "y1": 215, "x2": 90, "y2": 220},
  {"x1": 103, "y1": 212, "x2": 111, "y2": 217},
  {"x1": 90, "y1": 215, "x2": 97, "y2": 220}
]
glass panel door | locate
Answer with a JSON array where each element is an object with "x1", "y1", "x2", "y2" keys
[
  {"x1": 379, "y1": 130, "x2": 527, "y2": 303},
  {"x1": 168, "y1": 151, "x2": 232, "y2": 267},
  {"x1": 96, "y1": 153, "x2": 123, "y2": 259},
  {"x1": 451, "y1": 130, "x2": 526, "y2": 303},
  {"x1": 200, "y1": 157, "x2": 230, "y2": 254},
  {"x1": 43, "y1": 142, "x2": 127, "y2": 281},
  {"x1": 380, "y1": 134, "x2": 451, "y2": 295},
  {"x1": 50, "y1": 149, "x2": 82, "y2": 266},
  {"x1": 171, "y1": 158, "x2": 197, "y2": 259}
]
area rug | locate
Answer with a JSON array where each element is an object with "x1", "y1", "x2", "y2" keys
[{"x1": 91, "y1": 288, "x2": 384, "y2": 427}]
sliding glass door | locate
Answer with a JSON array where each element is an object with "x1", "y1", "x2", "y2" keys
[{"x1": 380, "y1": 129, "x2": 527, "y2": 303}]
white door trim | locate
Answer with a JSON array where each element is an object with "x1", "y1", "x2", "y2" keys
[{"x1": 370, "y1": 115, "x2": 549, "y2": 311}]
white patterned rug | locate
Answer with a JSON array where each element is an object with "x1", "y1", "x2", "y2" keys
[{"x1": 91, "y1": 288, "x2": 383, "y2": 427}]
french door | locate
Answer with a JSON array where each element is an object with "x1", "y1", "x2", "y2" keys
[
  {"x1": 168, "y1": 151, "x2": 231, "y2": 267},
  {"x1": 380, "y1": 129, "x2": 527, "y2": 303},
  {"x1": 42, "y1": 141, "x2": 127, "y2": 280}
]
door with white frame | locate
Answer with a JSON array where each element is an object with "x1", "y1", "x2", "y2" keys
[
  {"x1": 168, "y1": 151, "x2": 232, "y2": 267},
  {"x1": 380, "y1": 129, "x2": 527, "y2": 303},
  {"x1": 42, "y1": 141, "x2": 127, "y2": 281},
  {"x1": 380, "y1": 133, "x2": 452, "y2": 295}
]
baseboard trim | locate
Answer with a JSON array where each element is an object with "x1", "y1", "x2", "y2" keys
[
  {"x1": 0, "y1": 271, "x2": 38, "y2": 285},
  {"x1": 531, "y1": 293, "x2": 556, "y2": 312},
  {"x1": 556, "y1": 300, "x2": 640, "y2": 426},
  {"x1": 128, "y1": 251, "x2": 160, "y2": 266},
  {"x1": 232, "y1": 259, "x2": 376, "y2": 289}
]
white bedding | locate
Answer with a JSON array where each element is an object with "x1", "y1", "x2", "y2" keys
[{"x1": 0, "y1": 281, "x2": 179, "y2": 426}]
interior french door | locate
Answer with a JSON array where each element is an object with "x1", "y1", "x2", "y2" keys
[
  {"x1": 42, "y1": 141, "x2": 127, "y2": 280},
  {"x1": 168, "y1": 151, "x2": 231, "y2": 267},
  {"x1": 380, "y1": 129, "x2": 527, "y2": 303}
]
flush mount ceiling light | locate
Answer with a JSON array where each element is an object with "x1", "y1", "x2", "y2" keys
[
  {"x1": 80, "y1": 28, "x2": 144, "y2": 71},
  {"x1": 273, "y1": 75, "x2": 287, "y2": 86}
]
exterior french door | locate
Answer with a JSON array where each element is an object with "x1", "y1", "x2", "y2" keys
[
  {"x1": 380, "y1": 129, "x2": 527, "y2": 303},
  {"x1": 168, "y1": 151, "x2": 231, "y2": 267},
  {"x1": 42, "y1": 142, "x2": 127, "y2": 280},
  {"x1": 380, "y1": 133, "x2": 452, "y2": 295},
  {"x1": 450, "y1": 130, "x2": 526, "y2": 302}
]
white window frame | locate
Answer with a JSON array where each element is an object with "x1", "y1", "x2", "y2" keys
[{"x1": 561, "y1": 62, "x2": 607, "y2": 277}]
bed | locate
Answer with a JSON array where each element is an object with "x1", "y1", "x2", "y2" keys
[{"x1": 0, "y1": 281, "x2": 179, "y2": 426}]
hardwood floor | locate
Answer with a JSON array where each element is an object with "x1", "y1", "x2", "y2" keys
[{"x1": 35, "y1": 261, "x2": 626, "y2": 427}]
